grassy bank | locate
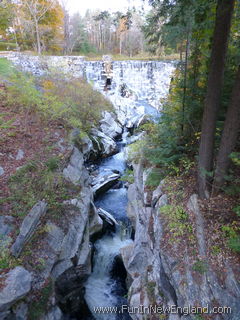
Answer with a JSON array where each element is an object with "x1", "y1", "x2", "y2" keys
[{"x1": 0, "y1": 58, "x2": 113, "y2": 272}]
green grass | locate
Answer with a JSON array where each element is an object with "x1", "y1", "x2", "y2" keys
[
  {"x1": 6, "y1": 156, "x2": 81, "y2": 219},
  {"x1": 0, "y1": 58, "x2": 15, "y2": 78},
  {"x1": 192, "y1": 260, "x2": 208, "y2": 274}
]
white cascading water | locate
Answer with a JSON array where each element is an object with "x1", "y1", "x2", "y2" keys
[
  {"x1": 85, "y1": 60, "x2": 176, "y2": 116},
  {"x1": 84, "y1": 235, "x2": 133, "y2": 320}
]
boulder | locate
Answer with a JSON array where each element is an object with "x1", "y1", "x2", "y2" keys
[
  {"x1": 11, "y1": 201, "x2": 47, "y2": 257},
  {"x1": 97, "y1": 208, "x2": 119, "y2": 226},
  {"x1": 55, "y1": 265, "x2": 90, "y2": 317},
  {"x1": 99, "y1": 111, "x2": 122, "y2": 139},
  {"x1": 151, "y1": 182, "x2": 163, "y2": 207},
  {"x1": 91, "y1": 128, "x2": 117, "y2": 156},
  {"x1": 51, "y1": 188, "x2": 92, "y2": 279},
  {"x1": 91, "y1": 172, "x2": 120, "y2": 196},
  {"x1": 0, "y1": 267, "x2": 32, "y2": 312},
  {"x1": 36, "y1": 222, "x2": 65, "y2": 286},
  {"x1": 63, "y1": 147, "x2": 88, "y2": 186},
  {"x1": 127, "y1": 183, "x2": 138, "y2": 226},
  {"x1": 79, "y1": 135, "x2": 94, "y2": 159},
  {"x1": 89, "y1": 203, "x2": 103, "y2": 236}
]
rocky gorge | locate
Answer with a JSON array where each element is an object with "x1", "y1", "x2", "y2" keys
[{"x1": 0, "y1": 53, "x2": 239, "y2": 320}]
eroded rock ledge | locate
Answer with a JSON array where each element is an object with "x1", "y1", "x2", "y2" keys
[
  {"x1": 122, "y1": 161, "x2": 240, "y2": 320},
  {"x1": 0, "y1": 134, "x2": 120, "y2": 320}
]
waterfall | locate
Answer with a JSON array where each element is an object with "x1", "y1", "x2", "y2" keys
[
  {"x1": 84, "y1": 235, "x2": 132, "y2": 320},
  {"x1": 85, "y1": 60, "x2": 175, "y2": 108}
]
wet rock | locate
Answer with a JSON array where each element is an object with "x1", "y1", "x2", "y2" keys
[
  {"x1": 120, "y1": 244, "x2": 134, "y2": 269},
  {"x1": 89, "y1": 203, "x2": 103, "y2": 236},
  {"x1": 119, "y1": 83, "x2": 137, "y2": 99},
  {"x1": 97, "y1": 208, "x2": 119, "y2": 226},
  {"x1": 127, "y1": 183, "x2": 138, "y2": 226},
  {"x1": 99, "y1": 111, "x2": 122, "y2": 139},
  {"x1": 91, "y1": 128, "x2": 117, "y2": 156},
  {"x1": 136, "y1": 114, "x2": 150, "y2": 127},
  {"x1": 127, "y1": 132, "x2": 145, "y2": 145},
  {"x1": 11, "y1": 201, "x2": 47, "y2": 257},
  {"x1": 91, "y1": 172, "x2": 120, "y2": 196},
  {"x1": 125, "y1": 114, "x2": 143, "y2": 129},
  {"x1": 55, "y1": 265, "x2": 91, "y2": 318},
  {"x1": 0, "y1": 267, "x2": 32, "y2": 313}
]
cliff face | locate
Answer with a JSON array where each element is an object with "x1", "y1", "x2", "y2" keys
[
  {"x1": 122, "y1": 161, "x2": 240, "y2": 320},
  {"x1": 0, "y1": 144, "x2": 100, "y2": 319},
  {"x1": 0, "y1": 108, "x2": 123, "y2": 319}
]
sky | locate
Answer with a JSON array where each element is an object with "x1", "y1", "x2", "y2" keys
[{"x1": 67, "y1": 0, "x2": 150, "y2": 15}]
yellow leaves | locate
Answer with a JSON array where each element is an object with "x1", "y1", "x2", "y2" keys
[
  {"x1": 197, "y1": 79, "x2": 205, "y2": 88},
  {"x1": 118, "y1": 16, "x2": 128, "y2": 33},
  {"x1": 41, "y1": 0, "x2": 64, "y2": 27},
  {"x1": 42, "y1": 79, "x2": 55, "y2": 91},
  {"x1": 194, "y1": 132, "x2": 201, "y2": 140}
]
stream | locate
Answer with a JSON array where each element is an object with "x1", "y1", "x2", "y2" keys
[{"x1": 79, "y1": 60, "x2": 175, "y2": 320}]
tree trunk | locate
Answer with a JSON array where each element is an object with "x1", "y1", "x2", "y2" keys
[
  {"x1": 197, "y1": 0, "x2": 235, "y2": 198},
  {"x1": 63, "y1": 10, "x2": 70, "y2": 55},
  {"x1": 119, "y1": 33, "x2": 123, "y2": 55},
  {"x1": 181, "y1": 28, "x2": 191, "y2": 135},
  {"x1": 212, "y1": 65, "x2": 240, "y2": 193},
  {"x1": 35, "y1": 18, "x2": 41, "y2": 55}
]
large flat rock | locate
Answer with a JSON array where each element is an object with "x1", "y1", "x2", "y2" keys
[
  {"x1": 11, "y1": 201, "x2": 47, "y2": 258},
  {"x1": 91, "y1": 172, "x2": 120, "y2": 196},
  {"x1": 0, "y1": 267, "x2": 32, "y2": 312}
]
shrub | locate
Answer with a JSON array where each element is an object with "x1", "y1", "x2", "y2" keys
[
  {"x1": 45, "y1": 157, "x2": 59, "y2": 171},
  {"x1": 222, "y1": 223, "x2": 240, "y2": 254},
  {"x1": 41, "y1": 76, "x2": 113, "y2": 133},
  {"x1": 120, "y1": 169, "x2": 134, "y2": 184},
  {"x1": 228, "y1": 237, "x2": 240, "y2": 253},
  {"x1": 160, "y1": 204, "x2": 193, "y2": 241},
  {"x1": 8, "y1": 157, "x2": 81, "y2": 217},
  {"x1": 3, "y1": 61, "x2": 114, "y2": 136},
  {"x1": 192, "y1": 260, "x2": 208, "y2": 274}
]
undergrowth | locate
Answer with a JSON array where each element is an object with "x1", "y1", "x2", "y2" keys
[
  {"x1": 1, "y1": 58, "x2": 113, "y2": 135},
  {"x1": 6, "y1": 155, "x2": 81, "y2": 218}
]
